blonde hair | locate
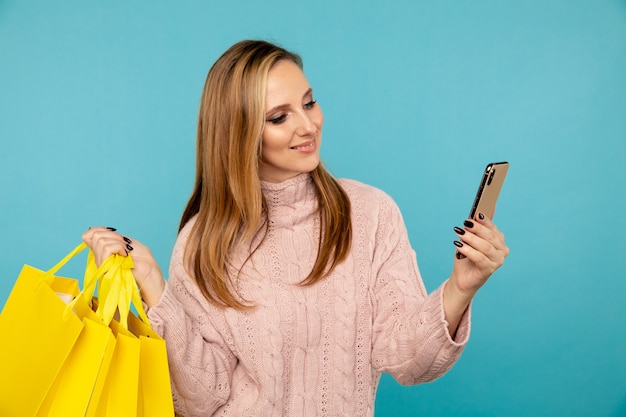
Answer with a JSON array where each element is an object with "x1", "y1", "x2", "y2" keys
[{"x1": 180, "y1": 40, "x2": 352, "y2": 309}]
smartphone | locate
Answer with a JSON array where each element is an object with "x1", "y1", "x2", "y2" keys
[
  {"x1": 457, "y1": 161, "x2": 509, "y2": 259},
  {"x1": 468, "y1": 161, "x2": 509, "y2": 220}
]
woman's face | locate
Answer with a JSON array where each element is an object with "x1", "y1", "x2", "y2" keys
[{"x1": 259, "y1": 59, "x2": 323, "y2": 183}]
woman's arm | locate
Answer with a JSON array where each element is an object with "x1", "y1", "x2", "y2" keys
[
  {"x1": 369, "y1": 193, "x2": 507, "y2": 385},
  {"x1": 147, "y1": 279, "x2": 237, "y2": 415},
  {"x1": 368, "y1": 194, "x2": 468, "y2": 385},
  {"x1": 444, "y1": 214, "x2": 509, "y2": 337}
]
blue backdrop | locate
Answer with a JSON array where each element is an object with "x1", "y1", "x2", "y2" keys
[{"x1": 1, "y1": 1, "x2": 625, "y2": 415}]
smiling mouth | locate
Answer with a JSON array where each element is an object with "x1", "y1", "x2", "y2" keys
[{"x1": 291, "y1": 141, "x2": 315, "y2": 150}]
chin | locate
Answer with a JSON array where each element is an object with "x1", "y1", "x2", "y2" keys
[{"x1": 305, "y1": 159, "x2": 321, "y2": 173}]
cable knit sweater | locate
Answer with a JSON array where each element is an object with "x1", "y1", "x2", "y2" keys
[{"x1": 148, "y1": 173, "x2": 470, "y2": 417}]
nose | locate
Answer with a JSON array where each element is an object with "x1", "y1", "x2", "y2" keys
[{"x1": 295, "y1": 110, "x2": 317, "y2": 137}]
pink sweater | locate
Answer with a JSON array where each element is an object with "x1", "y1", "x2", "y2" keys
[{"x1": 148, "y1": 173, "x2": 470, "y2": 417}]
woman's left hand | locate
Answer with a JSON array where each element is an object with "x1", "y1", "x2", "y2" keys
[
  {"x1": 443, "y1": 213, "x2": 509, "y2": 338},
  {"x1": 450, "y1": 213, "x2": 509, "y2": 297}
]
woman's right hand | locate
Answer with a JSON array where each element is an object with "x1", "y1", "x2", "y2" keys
[{"x1": 82, "y1": 227, "x2": 166, "y2": 308}]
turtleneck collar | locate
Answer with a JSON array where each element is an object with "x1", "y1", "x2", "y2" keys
[
  {"x1": 260, "y1": 172, "x2": 312, "y2": 192},
  {"x1": 260, "y1": 173, "x2": 317, "y2": 222}
]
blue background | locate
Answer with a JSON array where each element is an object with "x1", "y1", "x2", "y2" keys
[{"x1": 1, "y1": 1, "x2": 625, "y2": 415}]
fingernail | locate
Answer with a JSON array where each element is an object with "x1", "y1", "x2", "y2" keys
[
  {"x1": 453, "y1": 226, "x2": 465, "y2": 235},
  {"x1": 463, "y1": 220, "x2": 474, "y2": 228},
  {"x1": 453, "y1": 240, "x2": 464, "y2": 248},
  {"x1": 123, "y1": 236, "x2": 132, "y2": 244},
  {"x1": 478, "y1": 213, "x2": 485, "y2": 220},
  {"x1": 106, "y1": 227, "x2": 117, "y2": 231},
  {"x1": 126, "y1": 244, "x2": 134, "y2": 251}
]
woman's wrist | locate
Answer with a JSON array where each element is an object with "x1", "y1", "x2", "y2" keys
[
  {"x1": 139, "y1": 272, "x2": 166, "y2": 308},
  {"x1": 445, "y1": 274, "x2": 477, "y2": 305},
  {"x1": 442, "y1": 278, "x2": 475, "y2": 338}
]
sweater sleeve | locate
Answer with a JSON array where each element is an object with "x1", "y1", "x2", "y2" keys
[
  {"x1": 147, "y1": 223, "x2": 237, "y2": 416},
  {"x1": 369, "y1": 192, "x2": 471, "y2": 385}
]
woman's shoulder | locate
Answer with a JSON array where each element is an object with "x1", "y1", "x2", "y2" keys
[
  {"x1": 177, "y1": 215, "x2": 197, "y2": 241},
  {"x1": 338, "y1": 178, "x2": 395, "y2": 204},
  {"x1": 338, "y1": 178, "x2": 401, "y2": 219},
  {"x1": 171, "y1": 214, "x2": 198, "y2": 260},
  {"x1": 338, "y1": 178, "x2": 408, "y2": 237}
]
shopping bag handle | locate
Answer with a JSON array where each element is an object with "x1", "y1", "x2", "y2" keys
[
  {"x1": 64, "y1": 249, "x2": 151, "y2": 330},
  {"x1": 46, "y1": 242, "x2": 89, "y2": 277},
  {"x1": 97, "y1": 254, "x2": 150, "y2": 330},
  {"x1": 92, "y1": 253, "x2": 150, "y2": 330},
  {"x1": 45, "y1": 241, "x2": 114, "y2": 288},
  {"x1": 45, "y1": 242, "x2": 151, "y2": 330},
  {"x1": 40, "y1": 242, "x2": 96, "y2": 292}
]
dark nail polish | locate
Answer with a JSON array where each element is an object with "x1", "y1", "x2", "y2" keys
[
  {"x1": 478, "y1": 213, "x2": 485, "y2": 220},
  {"x1": 453, "y1": 226, "x2": 465, "y2": 235},
  {"x1": 106, "y1": 227, "x2": 117, "y2": 231},
  {"x1": 463, "y1": 220, "x2": 474, "y2": 228},
  {"x1": 453, "y1": 240, "x2": 464, "y2": 248},
  {"x1": 126, "y1": 244, "x2": 134, "y2": 251},
  {"x1": 123, "y1": 236, "x2": 132, "y2": 244}
]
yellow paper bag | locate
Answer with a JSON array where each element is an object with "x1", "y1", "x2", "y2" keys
[
  {"x1": 0, "y1": 242, "x2": 174, "y2": 416},
  {"x1": 87, "y1": 251, "x2": 175, "y2": 417},
  {"x1": 35, "y1": 293, "x2": 117, "y2": 417},
  {"x1": 128, "y1": 307, "x2": 176, "y2": 417},
  {"x1": 0, "y1": 244, "x2": 88, "y2": 417},
  {"x1": 93, "y1": 319, "x2": 142, "y2": 416}
]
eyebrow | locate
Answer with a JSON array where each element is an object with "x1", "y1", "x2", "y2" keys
[{"x1": 266, "y1": 88, "x2": 313, "y2": 114}]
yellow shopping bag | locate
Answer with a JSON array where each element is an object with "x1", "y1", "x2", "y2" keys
[
  {"x1": 93, "y1": 320, "x2": 142, "y2": 416},
  {"x1": 0, "y1": 243, "x2": 112, "y2": 417},
  {"x1": 84, "y1": 251, "x2": 175, "y2": 417},
  {"x1": 35, "y1": 292, "x2": 117, "y2": 417},
  {"x1": 95, "y1": 294, "x2": 175, "y2": 417},
  {"x1": 128, "y1": 307, "x2": 175, "y2": 416},
  {"x1": 0, "y1": 242, "x2": 174, "y2": 417}
]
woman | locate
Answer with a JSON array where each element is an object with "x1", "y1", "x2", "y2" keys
[{"x1": 84, "y1": 40, "x2": 508, "y2": 416}]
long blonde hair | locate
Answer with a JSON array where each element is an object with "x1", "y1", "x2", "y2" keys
[{"x1": 179, "y1": 40, "x2": 352, "y2": 309}]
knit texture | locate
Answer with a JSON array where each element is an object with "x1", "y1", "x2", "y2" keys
[{"x1": 148, "y1": 173, "x2": 470, "y2": 417}]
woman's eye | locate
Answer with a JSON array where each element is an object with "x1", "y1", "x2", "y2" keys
[
  {"x1": 267, "y1": 114, "x2": 287, "y2": 124},
  {"x1": 304, "y1": 99, "x2": 317, "y2": 109}
]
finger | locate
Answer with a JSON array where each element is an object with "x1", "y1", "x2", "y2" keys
[
  {"x1": 455, "y1": 229, "x2": 494, "y2": 261},
  {"x1": 85, "y1": 227, "x2": 134, "y2": 266},
  {"x1": 84, "y1": 227, "x2": 133, "y2": 250},
  {"x1": 463, "y1": 216, "x2": 507, "y2": 253},
  {"x1": 82, "y1": 226, "x2": 118, "y2": 245},
  {"x1": 455, "y1": 222, "x2": 507, "y2": 266},
  {"x1": 455, "y1": 220, "x2": 493, "y2": 252},
  {"x1": 473, "y1": 213, "x2": 501, "y2": 237},
  {"x1": 453, "y1": 238, "x2": 494, "y2": 271},
  {"x1": 455, "y1": 228, "x2": 505, "y2": 268},
  {"x1": 474, "y1": 214, "x2": 509, "y2": 256},
  {"x1": 458, "y1": 238, "x2": 508, "y2": 276}
]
